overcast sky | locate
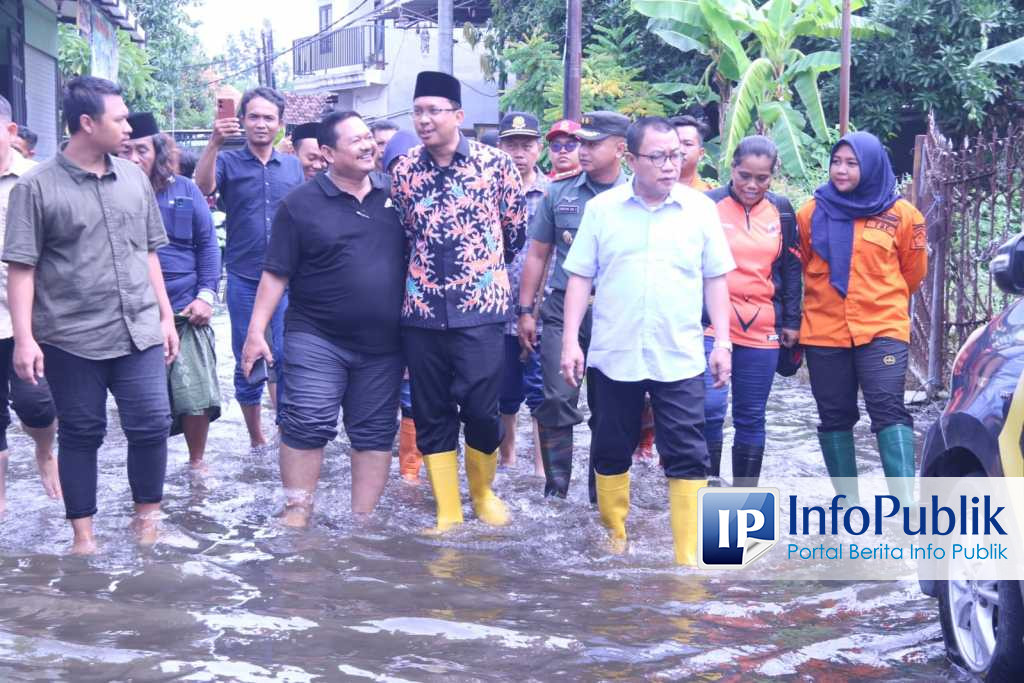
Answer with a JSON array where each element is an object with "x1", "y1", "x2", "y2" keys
[{"x1": 187, "y1": 0, "x2": 316, "y2": 58}]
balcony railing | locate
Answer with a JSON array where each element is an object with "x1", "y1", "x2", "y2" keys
[{"x1": 293, "y1": 25, "x2": 382, "y2": 76}]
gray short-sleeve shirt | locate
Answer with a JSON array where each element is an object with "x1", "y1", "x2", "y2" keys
[{"x1": 2, "y1": 153, "x2": 168, "y2": 359}]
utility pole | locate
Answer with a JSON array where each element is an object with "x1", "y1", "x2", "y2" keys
[
  {"x1": 839, "y1": 0, "x2": 852, "y2": 135},
  {"x1": 265, "y1": 26, "x2": 276, "y2": 90},
  {"x1": 438, "y1": 0, "x2": 454, "y2": 74},
  {"x1": 256, "y1": 41, "x2": 265, "y2": 86},
  {"x1": 563, "y1": 0, "x2": 582, "y2": 120}
]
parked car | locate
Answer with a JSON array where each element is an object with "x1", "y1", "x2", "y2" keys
[{"x1": 919, "y1": 233, "x2": 1024, "y2": 678}]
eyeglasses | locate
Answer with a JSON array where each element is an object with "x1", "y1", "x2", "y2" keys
[
  {"x1": 549, "y1": 141, "x2": 579, "y2": 153},
  {"x1": 413, "y1": 107, "x2": 459, "y2": 119},
  {"x1": 636, "y1": 151, "x2": 686, "y2": 167}
]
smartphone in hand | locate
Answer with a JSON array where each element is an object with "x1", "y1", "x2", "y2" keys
[
  {"x1": 247, "y1": 357, "x2": 269, "y2": 385},
  {"x1": 217, "y1": 97, "x2": 236, "y2": 121}
]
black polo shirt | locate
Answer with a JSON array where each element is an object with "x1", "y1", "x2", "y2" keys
[{"x1": 264, "y1": 172, "x2": 405, "y2": 354}]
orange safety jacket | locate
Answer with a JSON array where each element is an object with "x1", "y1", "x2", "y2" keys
[
  {"x1": 797, "y1": 198, "x2": 927, "y2": 347},
  {"x1": 704, "y1": 187, "x2": 802, "y2": 348}
]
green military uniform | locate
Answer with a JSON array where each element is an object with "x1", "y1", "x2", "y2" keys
[{"x1": 527, "y1": 110, "x2": 630, "y2": 499}]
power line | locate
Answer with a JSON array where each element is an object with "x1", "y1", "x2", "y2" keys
[{"x1": 203, "y1": 0, "x2": 403, "y2": 88}]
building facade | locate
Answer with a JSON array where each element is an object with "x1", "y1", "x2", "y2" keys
[
  {"x1": 292, "y1": 0, "x2": 498, "y2": 132},
  {"x1": 0, "y1": 0, "x2": 144, "y2": 160}
]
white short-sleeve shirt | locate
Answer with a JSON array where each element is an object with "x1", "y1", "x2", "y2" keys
[{"x1": 562, "y1": 181, "x2": 734, "y2": 382}]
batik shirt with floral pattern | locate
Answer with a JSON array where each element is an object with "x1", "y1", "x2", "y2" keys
[{"x1": 392, "y1": 135, "x2": 527, "y2": 329}]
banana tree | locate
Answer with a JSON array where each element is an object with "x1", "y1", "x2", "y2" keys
[
  {"x1": 971, "y1": 36, "x2": 1024, "y2": 66},
  {"x1": 633, "y1": 0, "x2": 892, "y2": 178}
]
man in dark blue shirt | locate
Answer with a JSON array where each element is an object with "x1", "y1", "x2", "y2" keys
[{"x1": 196, "y1": 87, "x2": 303, "y2": 452}]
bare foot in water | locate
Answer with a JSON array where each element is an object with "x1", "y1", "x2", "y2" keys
[
  {"x1": 279, "y1": 504, "x2": 311, "y2": 528},
  {"x1": 70, "y1": 535, "x2": 98, "y2": 555},
  {"x1": 36, "y1": 451, "x2": 62, "y2": 500},
  {"x1": 70, "y1": 517, "x2": 97, "y2": 554},
  {"x1": 189, "y1": 459, "x2": 209, "y2": 475},
  {"x1": 133, "y1": 504, "x2": 161, "y2": 546}
]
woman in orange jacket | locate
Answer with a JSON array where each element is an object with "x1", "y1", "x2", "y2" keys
[
  {"x1": 798, "y1": 132, "x2": 927, "y2": 505},
  {"x1": 703, "y1": 136, "x2": 802, "y2": 486}
]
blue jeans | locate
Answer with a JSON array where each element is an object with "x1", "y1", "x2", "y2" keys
[
  {"x1": 499, "y1": 335, "x2": 544, "y2": 415},
  {"x1": 227, "y1": 271, "x2": 287, "y2": 405},
  {"x1": 703, "y1": 336, "x2": 779, "y2": 449},
  {"x1": 42, "y1": 344, "x2": 171, "y2": 519}
]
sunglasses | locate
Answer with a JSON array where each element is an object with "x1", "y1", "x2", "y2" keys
[{"x1": 549, "y1": 140, "x2": 579, "y2": 153}]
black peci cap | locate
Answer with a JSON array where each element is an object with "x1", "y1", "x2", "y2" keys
[
  {"x1": 127, "y1": 112, "x2": 160, "y2": 139},
  {"x1": 414, "y1": 71, "x2": 461, "y2": 104}
]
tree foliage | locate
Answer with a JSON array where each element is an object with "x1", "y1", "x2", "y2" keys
[
  {"x1": 126, "y1": 0, "x2": 214, "y2": 129},
  {"x1": 484, "y1": 0, "x2": 706, "y2": 101},
  {"x1": 635, "y1": 0, "x2": 890, "y2": 178},
  {"x1": 58, "y1": 23, "x2": 156, "y2": 106},
  {"x1": 819, "y1": 0, "x2": 1024, "y2": 138},
  {"x1": 500, "y1": 24, "x2": 673, "y2": 126}
]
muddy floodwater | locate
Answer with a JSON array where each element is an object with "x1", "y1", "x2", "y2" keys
[{"x1": 0, "y1": 309, "x2": 966, "y2": 681}]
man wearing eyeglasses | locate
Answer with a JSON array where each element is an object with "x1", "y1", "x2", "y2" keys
[
  {"x1": 390, "y1": 71, "x2": 527, "y2": 533},
  {"x1": 516, "y1": 111, "x2": 629, "y2": 501},
  {"x1": 559, "y1": 116, "x2": 734, "y2": 565}
]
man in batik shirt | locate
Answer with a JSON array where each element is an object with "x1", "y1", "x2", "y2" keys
[{"x1": 391, "y1": 71, "x2": 527, "y2": 532}]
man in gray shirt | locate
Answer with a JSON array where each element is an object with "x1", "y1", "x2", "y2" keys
[{"x1": 3, "y1": 76, "x2": 178, "y2": 554}]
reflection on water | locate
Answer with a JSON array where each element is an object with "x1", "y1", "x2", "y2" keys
[{"x1": 0, "y1": 311, "x2": 958, "y2": 680}]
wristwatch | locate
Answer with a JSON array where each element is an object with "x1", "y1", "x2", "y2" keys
[
  {"x1": 712, "y1": 340, "x2": 733, "y2": 352},
  {"x1": 196, "y1": 289, "x2": 217, "y2": 306},
  {"x1": 516, "y1": 304, "x2": 535, "y2": 316}
]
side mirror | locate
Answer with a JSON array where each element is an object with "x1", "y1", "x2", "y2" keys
[{"x1": 991, "y1": 234, "x2": 1024, "y2": 295}]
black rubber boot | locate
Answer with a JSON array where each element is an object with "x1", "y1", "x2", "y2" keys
[
  {"x1": 707, "y1": 441, "x2": 724, "y2": 487},
  {"x1": 538, "y1": 424, "x2": 573, "y2": 498},
  {"x1": 731, "y1": 442, "x2": 765, "y2": 488}
]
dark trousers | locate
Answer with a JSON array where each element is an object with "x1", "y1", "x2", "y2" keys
[
  {"x1": 402, "y1": 324, "x2": 504, "y2": 455},
  {"x1": 805, "y1": 337, "x2": 912, "y2": 433},
  {"x1": 536, "y1": 288, "x2": 594, "y2": 428},
  {"x1": 278, "y1": 332, "x2": 402, "y2": 451},
  {"x1": 0, "y1": 338, "x2": 57, "y2": 451},
  {"x1": 589, "y1": 368, "x2": 709, "y2": 479},
  {"x1": 42, "y1": 344, "x2": 171, "y2": 520}
]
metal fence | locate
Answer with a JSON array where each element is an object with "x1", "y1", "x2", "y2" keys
[
  {"x1": 910, "y1": 116, "x2": 1024, "y2": 394},
  {"x1": 293, "y1": 25, "x2": 380, "y2": 75}
]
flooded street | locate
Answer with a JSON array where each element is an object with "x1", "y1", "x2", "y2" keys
[{"x1": 0, "y1": 308, "x2": 964, "y2": 680}]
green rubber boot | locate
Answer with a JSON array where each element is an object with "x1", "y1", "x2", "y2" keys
[
  {"x1": 818, "y1": 431, "x2": 859, "y2": 505},
  {"x1": 877, "y1": 424, "x2": 916, "y2": 506}
]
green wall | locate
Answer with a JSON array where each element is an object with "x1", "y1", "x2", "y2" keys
[{"x1": 25, "y1": 0, "x2": 58, "y2": 57}]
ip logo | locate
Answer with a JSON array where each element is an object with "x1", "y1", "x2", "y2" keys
[{"x1": 698, "y1": 488, "x2": 779, "y2": 568}]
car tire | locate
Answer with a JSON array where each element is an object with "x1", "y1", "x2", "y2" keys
[{"x1": 937, "y1": 567, "x2": 1024, "y2": 678}]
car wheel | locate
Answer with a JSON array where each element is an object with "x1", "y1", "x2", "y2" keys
[{"x1": 937, "y1": 564, "x2": 1024, "y2": 677}]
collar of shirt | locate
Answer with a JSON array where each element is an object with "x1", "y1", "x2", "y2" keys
[
  {"x1": 0, "y1": 149, "x2": 34, "y2": 179},
  {"x1": 524, "y1": 167, "x2": 549, "y2": 195},
  {"x1": 626, "y1": 178, "x2": 686, "y2": 212},
  {"x1": 315, "y1": 170, "x2": 387, "y2": 199},
  {"x1": 575, "y1": 167, "x2": 628, "y2": 193},
  {"x1": 417, "y1": 133, "x2": 471, "y2": 168},
  {"x1": 57, "y1": 152, "x2": 118, "y2": 183},
  {"x1": 241, "y1": 143, "x2": 283, "y2": 166}
]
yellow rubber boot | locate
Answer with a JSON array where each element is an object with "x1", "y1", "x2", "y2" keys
[
  {"x1": 669, "y1": 478, "x2": 706, "y2": 565},
  {"x1": 398, "y1": 417, "x2": 423, "y2": 484},
  {"x1": 465, "y1": 446, "x2": 509, "y2": 526},
  {"x1": 596, "y1": 471, "x2": 630, "y2": 554},
  {"x1": 423, "y1": 451, "x2": 463, "y2": 533}
]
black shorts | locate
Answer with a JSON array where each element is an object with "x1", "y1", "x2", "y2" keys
[{"x1": 278, "y1": 332, "x2": 402, "y2": 451}]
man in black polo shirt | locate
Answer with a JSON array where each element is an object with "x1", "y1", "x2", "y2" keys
[{"x1": 241, "y1": 110, "x2": 405, "y2": 527}]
